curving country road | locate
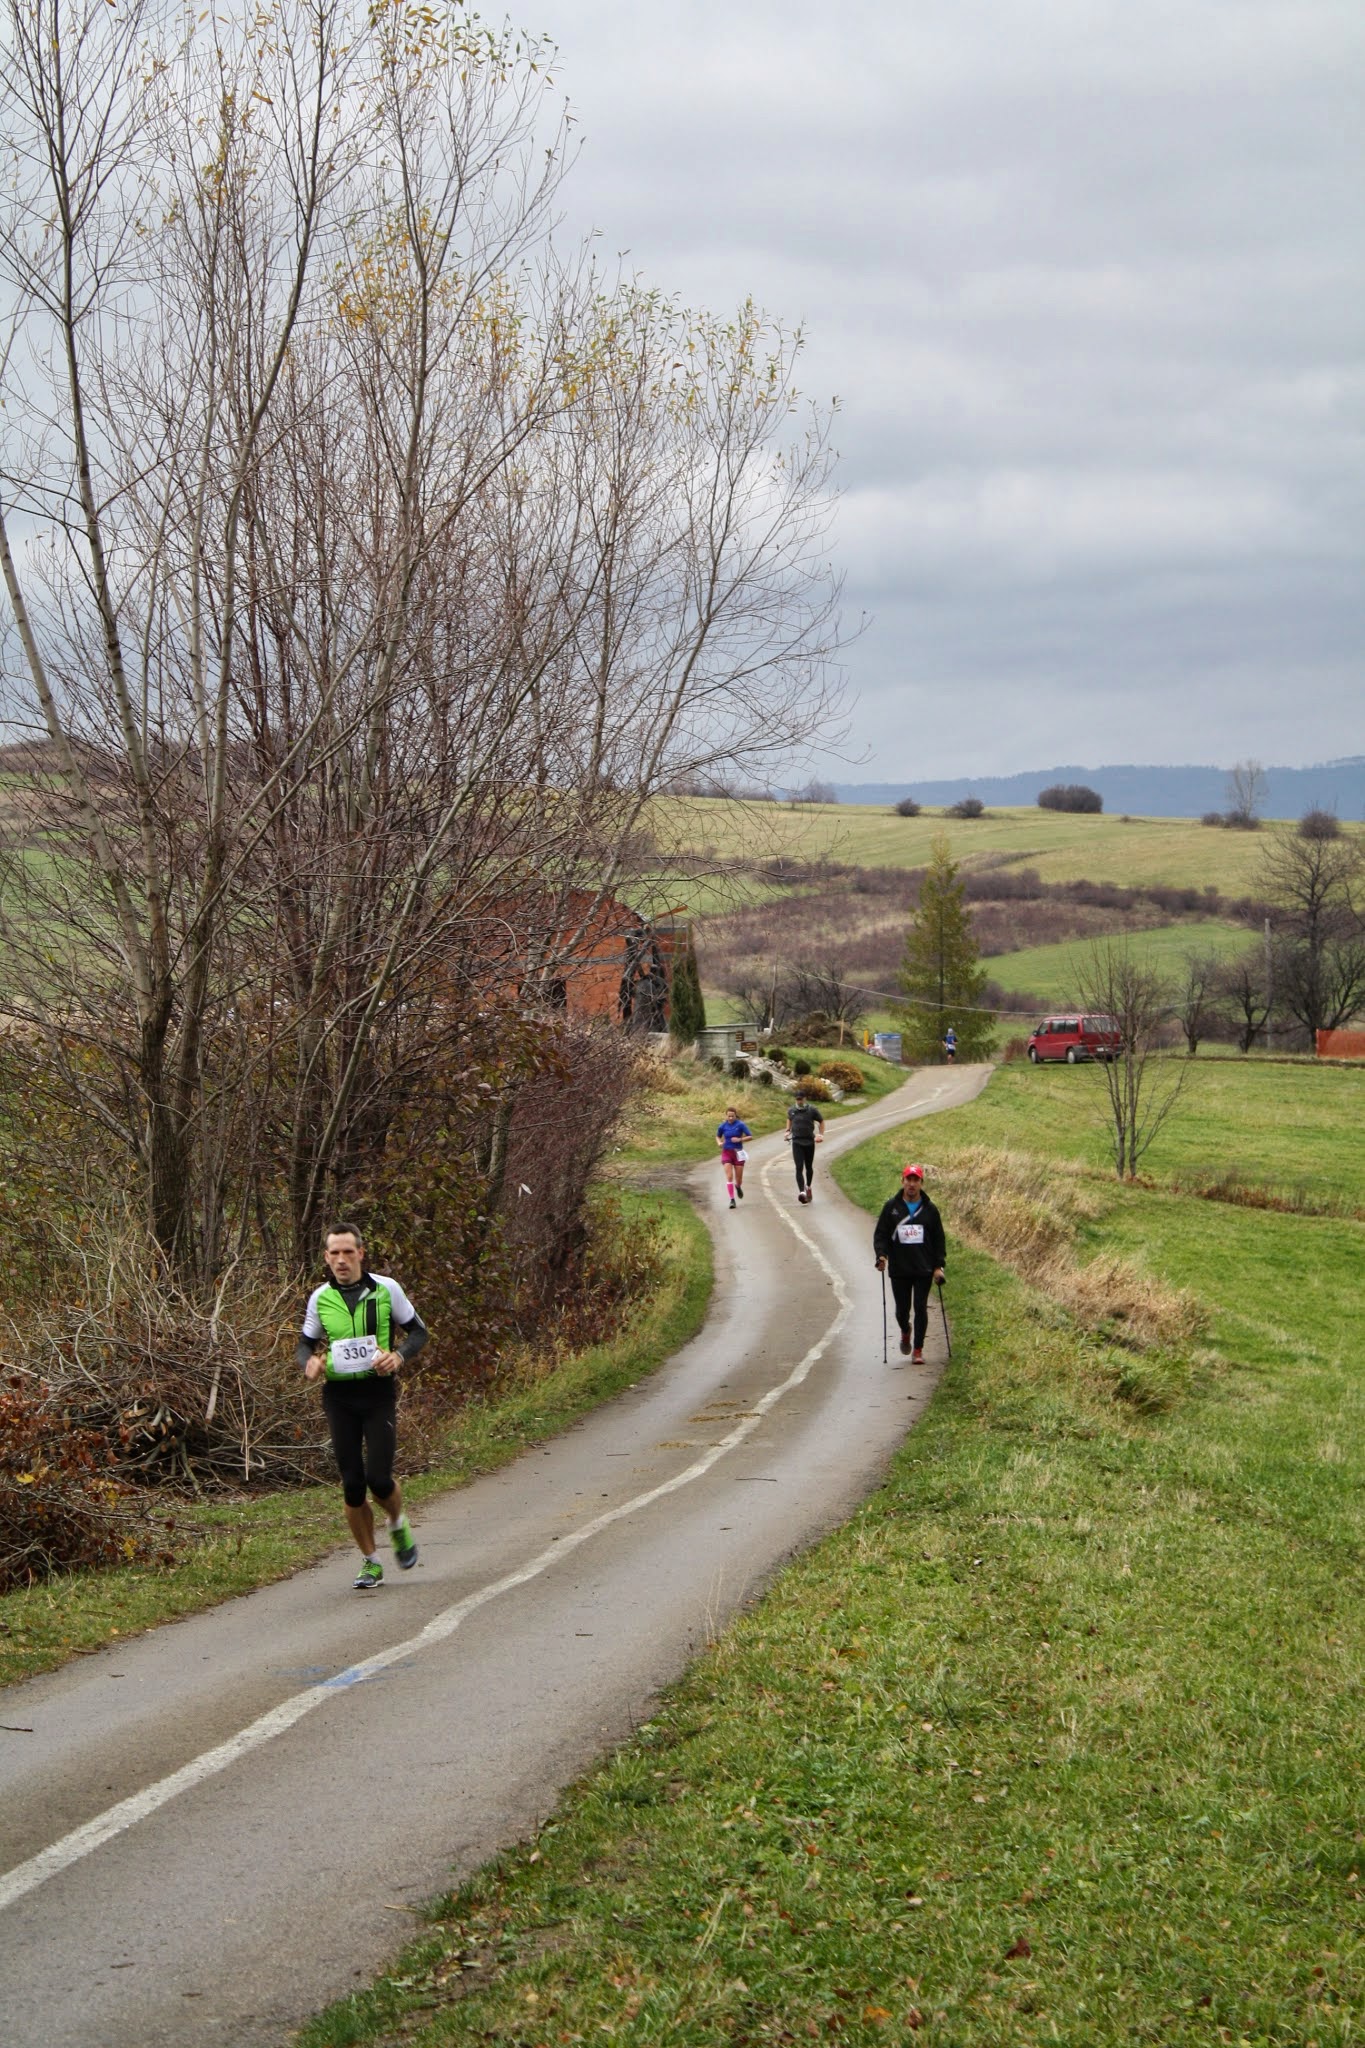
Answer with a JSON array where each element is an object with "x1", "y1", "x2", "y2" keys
[{"x1": 0, "y1": 1062, "x2": 989, "y2": 2047}]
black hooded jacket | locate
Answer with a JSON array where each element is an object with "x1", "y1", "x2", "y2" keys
[{"x1": 873, "y1": 1189, "x2": 946, "y2": 1279}]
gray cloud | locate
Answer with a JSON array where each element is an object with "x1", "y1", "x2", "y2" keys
[{"x1": 548, "y1": 0, "x2": 1364, "y2": 777}]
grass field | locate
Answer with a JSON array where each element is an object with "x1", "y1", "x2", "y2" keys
[
  {"x1": 301, "y1": 1059, "x2": 1365, "y2": 2048},
  {"x1": 989, "y1": 918, "x2": 1253, "y2": 1006},
  {"x1": 0, "y1": 1191, "x2": 711, "y2": 1689},
  {"x1": 962, "y1": 1053, "x2": 1365, "y2": 1207},
  {"x1": 656, "y1": 796, "x2": 1362, "y2": 896}
]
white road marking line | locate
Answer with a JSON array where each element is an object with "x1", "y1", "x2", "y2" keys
[{"x1": 0, "y1": 1173, "x2": 853, "y2": 1916}]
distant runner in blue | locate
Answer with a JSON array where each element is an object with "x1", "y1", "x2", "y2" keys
[
  {"x1": 942, "y1": 1024, "x2": 958, "y2": 1062},
  {"x1": 716, "y1": 1105, "x2": 753, "y2": 1209}
]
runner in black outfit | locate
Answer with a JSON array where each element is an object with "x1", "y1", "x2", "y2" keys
[
  {"x1": 785, "y1": 1085, "x2": 825, "y2": 1203},
  {"x1": 873, "y1": 1163, "x2": 946, "y2": 1360},
  {"x1": 299, "y1": 1225, "x2": 430, "y2": 1589}
]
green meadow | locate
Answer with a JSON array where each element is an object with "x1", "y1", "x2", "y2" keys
[
  {"x1": 993, "y1": 918, "x2": 1251, "y2": 1007},
  {"x1": 302, "y1": 1057, "x2": 1365, "y2": 2048},
  {"x1": 958, "y1": 1053, "x2": 1365, "y2": 1205}
]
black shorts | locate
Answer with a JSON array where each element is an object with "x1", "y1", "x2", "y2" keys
[{"x1": 322, "y1": 1376, "x2": 398, "y2": 1508}]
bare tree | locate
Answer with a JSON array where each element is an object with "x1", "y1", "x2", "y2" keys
[
  {"x1": 779, "y1": 961, "x2": 869, "y2": 1042},
  {"x1": 0, "y1": 3, "x2": 847, "y2": 1285},
  {"x1": 1170, "y1": 950, "x2": 1228, "y2": 1056},
  {"x1": 1256, "y1": 828, "x2": 1365, "y2": 1041},
  {"x1": 1218, "y1": 950, "x2": 1272, "y2": 1053},
  {"x1": 1076, "y1": 942, "x2": 1189, "y2": 1179},
  {"x1": 1224, "y1": 759, "x2": 1268, "y2": 829}
]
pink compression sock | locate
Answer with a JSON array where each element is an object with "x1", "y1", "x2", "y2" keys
[{"x1": 726, "y1": 1180, "x2": 735, "y2": 1200}]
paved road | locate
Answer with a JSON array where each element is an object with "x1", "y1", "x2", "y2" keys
[{"x1": 0, "y1": 1063, "x2": 989, "y2": 2046}]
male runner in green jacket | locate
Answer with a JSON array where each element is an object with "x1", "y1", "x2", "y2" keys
[{"x1": 299, "y1": 1225, "x2": 429, "y2": 1589}]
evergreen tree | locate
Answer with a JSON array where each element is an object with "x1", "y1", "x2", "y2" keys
[
  {"x1": 668, "y1": 928, "x2": 707, "y2": 1045},
  {"x1": 897, "y1": 835, "x2": 993, "y2": 1061}
]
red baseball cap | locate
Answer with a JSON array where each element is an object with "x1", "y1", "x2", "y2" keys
[{"x1": 902, "y1": 1163, "x2": 925, "y2": 1181}]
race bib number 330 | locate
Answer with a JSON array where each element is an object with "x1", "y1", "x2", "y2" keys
[{"x1": 331, "y1": 1334, "x2": 379, "y2": 1375}]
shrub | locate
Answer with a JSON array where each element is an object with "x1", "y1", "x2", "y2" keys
[
  {"x1": 1299, "y1": 806, "x2": 1341, "y2": 841},
  {"x1": 818, "y1": 1059, "x2": 865, "y2": 1093},
  {"x1": 767, "y1": 1046, "x2": 788, "y2": 1067},
  {"x1": 709, "y1": 1055, "x2": 725, "y2": 1072},
  {"x1": 756, "y1": 1068, "x2": 774, "y2": 1087},
  {"x1": 1038, "y1": 783, "x2": 1102, "y2": 813},
  {"x1": 1201, "y1": 810, "x2": 1225, "y2": 827},
  {"x1": 0, "y1": 1373, "x2": 157, "y2": 1591},
  {"x1": 945, "y1": 795, "x2": 985, "y2": 819},
  {"x1": 799, "y1": 1076, "x2": 833, "y2": 1101},
  {"x1": 792, "y1": 1058, "x2": 812, "y2": 1076},
  {"x1": 787, "y1": 1013, "x2": 853, "y2": 1047},
  {"x1": 1000, "y1": 1036, "x2": 1032, "y2": 1062},
  {"x1": 894, "y1": 796, "x2": 921, "y2": 817},
  {"x1": 729, "y1": 1057, "x2": 750, "y2": 1079},
  {"x1": 1223, "y1": 808, "x2": 1261, "y2": 831}
]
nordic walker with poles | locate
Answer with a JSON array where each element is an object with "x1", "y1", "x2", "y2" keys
[
  {"x1": 716, "y1": 1105, "x2": 753, "y2": 1209},
  {"x1": 873, "y1": 1164, "x2": 946, "y2": 1361},
  {"x1": 299, "y1": 1224, "x2": 428, "y2": 1589},
  {"x1": 785, "y1": 1084, "x2": 825, "y2": 1203}
]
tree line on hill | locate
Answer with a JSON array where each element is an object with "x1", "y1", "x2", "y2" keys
[{"x1": 835, "y1": 756, "x2": 1365, "y2": 819}]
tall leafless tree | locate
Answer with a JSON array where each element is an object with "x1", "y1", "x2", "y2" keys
[
  {"x1": 1077, "y1": 942, "x2": 1188, "y2": 1179},
  {"x1": 1225, "y1": 759, "x2": 1268, "y2": 828},
  {"x1": 1256, "y1": 828, "x2": 1365, "y2": 1042},
  {"x1": 1170, "y1": 950, "x2": 1228, "y2": 1056},
  {"x1": 1217, "y1": 950, "x2": 1272, "y2": 1053},
  {"x1": 0, "y1": 1, "x2": 846, "y2": 1285}
]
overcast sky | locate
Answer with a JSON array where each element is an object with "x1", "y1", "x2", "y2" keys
[{"x1": 546, "y1": 0, "x2": 1364, "y2": 781}]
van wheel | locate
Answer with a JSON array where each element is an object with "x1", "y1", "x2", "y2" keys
[
  {"x1": 1066, "y1": 1046, "x2": 1079, "y2": 1064},
  {"x1": 1028, "y1": 1046, "x2": 1040, "y2": 1064}
]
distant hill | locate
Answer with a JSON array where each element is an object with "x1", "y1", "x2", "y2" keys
[{"x1": 832, "y1": 758, "x2": 1365, "y2": 821}]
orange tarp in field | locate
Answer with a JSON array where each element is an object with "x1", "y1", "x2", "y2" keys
[{"x1": 1315, "y1": 1029, "x2": 1365, "y2": 1057}]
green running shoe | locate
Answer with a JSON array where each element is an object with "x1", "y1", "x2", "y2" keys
[
  {"x1": 389, "y1": 1516, "x2": 418, "y2": 1570},
  {"x1": 354, "y1": 1558, "x2": 384, "y2": 1590}
]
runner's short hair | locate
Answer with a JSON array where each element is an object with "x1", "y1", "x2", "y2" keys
[{"x1": 323, "y1": 1222, "x2": 366, "y2": 1248}]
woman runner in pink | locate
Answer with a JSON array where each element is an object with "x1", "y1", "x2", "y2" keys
[{"x1": 715, "y1": 1105, "x2": 753, "y2": 1209}]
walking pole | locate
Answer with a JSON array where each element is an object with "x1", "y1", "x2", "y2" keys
[
  {"x1": 880, "y1": 1266, "x2": 888, "y2": 1365},
  {"x1": 936, "y1": 1279, "x2": 952, "y2": 1358}
]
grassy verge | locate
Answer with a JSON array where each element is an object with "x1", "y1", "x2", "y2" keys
[
  {"x1": 615, "y1": 1044, "x2": 907, "y2": 1168},
  {"x1": 0, "y1": 1190, "x2": 711, "y2": 1690},
  {"x1": 300, "y1": 1066, "x2": 1363, "y2": 2047}
]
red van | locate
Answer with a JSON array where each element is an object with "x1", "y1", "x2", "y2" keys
[{"x1": 1027, "y1": 1014, "x2": 1122, "y2": 1064}]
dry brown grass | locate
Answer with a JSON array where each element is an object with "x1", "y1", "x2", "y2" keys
[{"x1": 927, "y1": 1145, "x2": 1204, "y2": 1353}]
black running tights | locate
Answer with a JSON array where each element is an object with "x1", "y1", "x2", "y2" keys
[
  {"x1": 322, "y1": 1376, "x2": 398, "y2": 1508},
  {"x1": 890, "y1": 1272, "x2": 933, "y2": 1350},
  {"x1": 792, "y1": 1139, "x2": 815, "y2": 1191}
]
